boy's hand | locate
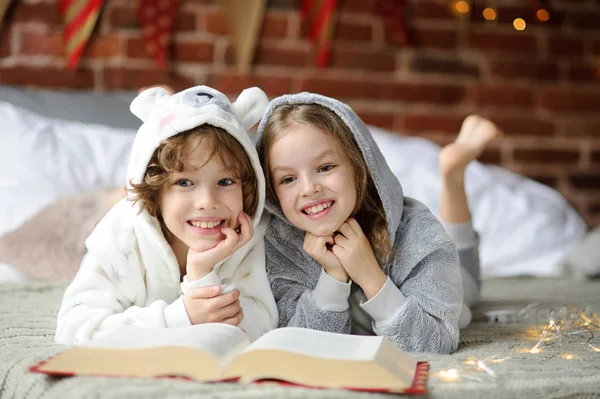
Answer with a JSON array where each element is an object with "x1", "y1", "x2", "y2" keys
[
  {"x1": 304, "y1": 232, "x2": 349, "y2": 283},
  {"x1": 186, "y1": 212, "x2": 254, "y2": 280},
  {"x1": 183, "y1": 286, "x2": 244, "y2": 326},
  {"x1": 332, "y1": 219, "x2": 386, "y2": 299}
]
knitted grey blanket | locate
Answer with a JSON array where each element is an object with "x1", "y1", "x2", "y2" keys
[{"x1": 1, "y1": 278, "x2": 599, "y2": 399}]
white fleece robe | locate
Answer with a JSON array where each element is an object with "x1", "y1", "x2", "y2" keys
[{"x1": 56, "y1": 85, "x2": 278, "y2": 345}]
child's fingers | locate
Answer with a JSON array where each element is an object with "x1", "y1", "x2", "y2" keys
[
  {"x1": 188, "y1": 285, "x2": 222, "y2": 299},
  {"x1": 213, "y1": 299, "x2": 242, "y2": 321},
  {"x1": 221, "y1": 308, "x2": 244, "y2": 326},
  {"x1": 235, "y1": 212, "x2": 254, "y2": 248},
  {"x1": 346, "y1": 218, "x2": 363, "y2": 235},
  {"x1": 333, "y1": 233, "x2": 350, "y2": 248},
  {"x1": 338, "y1": 222, "x2": 357, "y2": 239}
]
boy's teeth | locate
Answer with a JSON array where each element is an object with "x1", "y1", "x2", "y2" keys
[{"x1": 191, "y1": 220, "x2": 222, "y2": 228}]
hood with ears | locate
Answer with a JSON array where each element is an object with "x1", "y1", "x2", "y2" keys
[{"x1": 127, "y1": 85, "x2": 269, "y2": 228}]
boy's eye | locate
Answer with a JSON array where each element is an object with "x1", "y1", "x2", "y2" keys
[
  {"x1": 319, "y1": 164, "x2": 335, "y2": 172},
  {"x1": 280, "y1": 176, "x2": 295, "y2": 185},
  {"x1": 175, "y1": 179, "x2": 192, "y2": 187},
  {"x1": 218, "y1": 178, "x2": 235, "y2": 186}
]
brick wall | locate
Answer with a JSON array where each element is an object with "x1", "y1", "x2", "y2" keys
[{"x1": 1, "y1": 0, "x2": 599, "y2": 227}]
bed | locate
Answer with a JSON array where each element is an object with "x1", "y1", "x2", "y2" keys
[{"x1": 0, "y1": 84, "x2": 598, "y2": 399}]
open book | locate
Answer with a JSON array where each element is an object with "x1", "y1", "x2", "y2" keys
[{"x1": 31, "y1": 325, "x2": 428, "y2": 394}]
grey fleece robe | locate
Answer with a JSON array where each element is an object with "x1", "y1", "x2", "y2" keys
[{"x1": 256, "y1": 93, "x2": 463, "y2": 354}]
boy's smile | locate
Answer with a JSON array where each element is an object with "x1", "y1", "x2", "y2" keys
[{"x1": 269, "y1": 122, "x2": 356, "y2": 237}]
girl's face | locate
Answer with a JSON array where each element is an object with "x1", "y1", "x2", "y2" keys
[
  {"x1": 158, "y1": 142, "x2": 244, "y2": 257},
  {"x1": 269, "y1": 122, "x2": 357, "y2": 237}
]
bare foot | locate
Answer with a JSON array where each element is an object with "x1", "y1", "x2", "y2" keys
[{"x1": 439, "y1": 115, "x2": 502, "y2": 178}]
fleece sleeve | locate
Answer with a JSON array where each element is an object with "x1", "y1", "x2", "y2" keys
[
  {"x1": 55, "y1": 252, "x2": 190, "y2": 345},
  {"x1": 226, "y1": 239, "x2": 279, "y2": 342},
  {"x1": 365, "y1": 209, "x2": 463, "y2": 354},
  {"x1": 265, "y1": 238, "x2": 352, "y2": 333}
]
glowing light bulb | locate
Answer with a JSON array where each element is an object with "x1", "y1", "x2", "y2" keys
[
  {"x1": 455, "y1": 0, "x2": 470, "y2": 14},
  {"x1": 530, "y1": 348, "x2": 540, "y2": 353},
  {"x1": 513, "y1": 18, "x2": 526, "y2": 30},
  {"x1": 439, "y1": 369, "x2": 460, "y2": 381},
  {"x1": 536, "y1": 9, "x2": 549, "y2": 22},
  {"x1": 563, "y1": 354, "x2": 574, "y2": 360},
  {"x1": 483, "y1": 8, "x2": 496, "y2": 20}
]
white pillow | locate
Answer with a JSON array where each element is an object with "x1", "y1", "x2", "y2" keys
[
  {"x1": 0, "y1": 102, "x2": 135, "y2": 237},
  {"x1": 369, "y1": 125, "x2": 587, "y2": 278}
]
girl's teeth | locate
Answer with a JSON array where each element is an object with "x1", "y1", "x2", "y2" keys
[{"x1": 306, "y1": 202, "x2": 331, "y2": 215}]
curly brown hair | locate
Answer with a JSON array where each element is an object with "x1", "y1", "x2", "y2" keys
[
  {"x1": 257, "y1": 104, "x2": 392, "y2": 264},
  {"x1": 129, "y1": 124, "x2": 258, "y2": 242}
]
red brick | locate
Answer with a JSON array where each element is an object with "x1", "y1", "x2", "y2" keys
[
  {"x1": 355, "y1": 112, "x2": 395, "y2": 130},
  {"x1": 592, "y1": 150, "x2": 600, "y2": 164},
  {"x1": 298, "y1": 77, "x2": 380, "y2": 99},
  {"x1": 341, "y1": 0, "x2": 378, "y2": 14},
  {"x1": 335, "y1": 20, "x2": 373, "y2": 43},
  {"x1": 413, "y1": 1, "x2": 454, "y2": 20},
  {"x1": 389, "y1": 82, "x2": 467, "y2": 104},
  {"x1": 202, "y1": 8, "x2": 228, "y2": 35},
  {"x1": 83, "y1": 35, "x2": 122, "y2": 59},
  {"x1": 403, "y1": 113, "x2": 466, "y2": 134},
  {"x1": 19, "y1": 32, "x2": 63, "y2": 56},
  {"x1": 569, "y1": 172, "x2": 600, "y2": 190},
  {"x1": 207, "y1": 73, "x2": 291, "y2": 97},
  {"x1": 569, "y1": 11, "x2": 600, "y2": 31},
  {"x1": 244, "y1": 44, "x2": 311, "y2": 68},
  {"x1": 561, "y1": 121, "x2": 600, "y2": 137},
  {"x1": 0, "y1": 29, "x2": 10, "y2": 57},
  {"x1": 11, "y1": 2, "x2": 61, "y2": 25},
  {"x1": 172, "y1": 41, "x2": 215, "y2": 63},
  {"x1": 0, "y1": 66, "x2": 94, "y2": 88},
  {"x1": 492, "y1": 116, "x2": 555, "y2": 136},
  {"x1": 410, "y1": 27, "x2": 457, "y2": 49},
  {"x1": 126, "y1": 38, "x2": 147, "y2": 59},
  {"x1": 103, "y1": 68, "x2": 196, "y2": 91},
  {"x1": 411, "y1": 55, "x2": 479, "y2": 77},
  {"x1": 568, "y1": 64, "x2": 600, "y2": 82},
  {"x1": 478, "y1": 149, "x2": 502, "y2": 164},
  {"x1": 527, "y1": 174, "x2": 559, "y2": 189},
  {"x1": 330, "y1": 48, "x2": 395, "y2": 72},
  {"x1": 262, "y1": 13, "x2": 289, "y2": 39},
  {"x1": 514, "y1": 149, "x2": 579, "y2": 165},
  {"x1": 108, "y1": 6, "x2": 138, "y2": 29},
  {"x1": 548, "y1": 35, "x2": 585, "y2": 56},
  {"x1": 490, "y1": 60, "x2": 559, "y2": 81},
  {"x1": 539, "y1": 89, "x2": 600, "y2": 114},
  {"x1": 468, "y1": 31, "x2": 537, "y2": 54},
  {"x1": 470, "y1": 85, "x2": 533, "y2": 108}
]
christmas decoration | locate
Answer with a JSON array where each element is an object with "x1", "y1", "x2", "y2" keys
[
  {"x1": 136, "y1": 0, "x2": 179, "y2": 69},
  {"x1": 58, "y1": 0, "x2": 105, "y2": 70},
  {"x1": 218, "y1": 0, "x2": 266, "y2": 73}
]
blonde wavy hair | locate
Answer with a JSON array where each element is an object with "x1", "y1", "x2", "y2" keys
[
  {"x1": 257, "y1": 104, "x2": 392, "y2": 263},
  {"x1": 129, "y1": 125, "x2": 258, "y2": 241}
]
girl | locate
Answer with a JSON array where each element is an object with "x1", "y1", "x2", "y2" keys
[
  {"x1": 56, "y1": 85, "x2": 278, "y2": 344},
  {"x1": 256, "y1": 93, "x2": 499, "y2": 354}
]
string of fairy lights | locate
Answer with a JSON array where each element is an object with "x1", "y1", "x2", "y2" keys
[
  {"x1": 436, "y1": 304, "x2": 600, "y2": 383},
  {"x1": 450, "y1": 0, "x2": 551, "y2": 31}
]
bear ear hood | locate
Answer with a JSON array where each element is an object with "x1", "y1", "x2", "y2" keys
[{"x1": 126, "y1": 85, "x2": 269, "y2": 228}]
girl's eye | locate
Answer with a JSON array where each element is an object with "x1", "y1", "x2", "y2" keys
[
  {"x1": 176, "y1": 179, "x2": 192, "y2": 187},
  {"x1": 319, "y1": 164, "x2": 335, "y2": 172},
  {"x1": 218, "y1": 178, "x2": 235, "y2": 186},
  {"x1": 280, "y1": 176, "x2": 295, "y2": 185}
]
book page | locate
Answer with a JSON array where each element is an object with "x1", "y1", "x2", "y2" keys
[
  {"x1": 244, "y1": 327, "x2": 383, "y2": 360},
  {"x1": 83, "y1": 324, "x2": 250, "y2": 365}
]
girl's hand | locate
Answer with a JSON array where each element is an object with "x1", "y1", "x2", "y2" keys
[
  {"x1": 304, "y1": 232, "x2": 349, "y2": 283},
  {"x1": 332, "y1": 219, "x2": 386, "y2": 299},
  {"x1": 184, "y1": 286, "x2": 244, "y2": 326},
  {"x1": 186, "y1": 212, "x2": 254, "y2": 281}
]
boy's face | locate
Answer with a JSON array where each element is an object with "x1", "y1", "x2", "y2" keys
[
  {"x1": 269, "y1": 122, "x2": 357, "y2": 237},
  {"x1": 158, "y1": 142, "x2": 244, "y2": 254}
]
